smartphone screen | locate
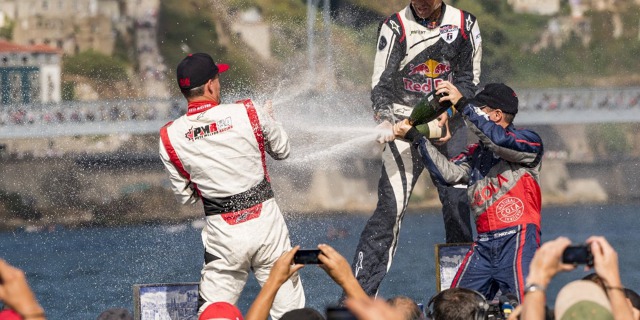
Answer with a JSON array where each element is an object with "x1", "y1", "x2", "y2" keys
[{"x1": 293, "y1": 249, "x2": 322, "y2": 264}]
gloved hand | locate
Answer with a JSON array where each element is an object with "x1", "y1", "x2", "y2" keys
[{"x1": 375, "y1": 120, "x2": 395, "y2": 144}]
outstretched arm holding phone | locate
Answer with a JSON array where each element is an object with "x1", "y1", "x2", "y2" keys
[{"x1": 245, "y1": 247, "x2": 304, "y2": 320}]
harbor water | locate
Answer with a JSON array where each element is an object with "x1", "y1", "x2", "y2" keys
[{"x1": 1, "y1": 203, "x2": 640, "y2": 319}]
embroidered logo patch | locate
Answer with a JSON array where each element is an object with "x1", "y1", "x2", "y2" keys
[
  {"x1": 379, "y1": 36, "x2": 387, "y2": 50},
  {"x1": 439, "y1": 25, "x2": 459, "y2": 44},
  {"x1": 496, "y1": 197, "x2": 525, "y2": 223}
]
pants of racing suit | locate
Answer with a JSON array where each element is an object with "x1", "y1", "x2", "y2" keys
[
  {"x1": 451, "y1": 224, "x2": 539, "y2": 303},
  {"x1": 198, "y1": 198, "x2": 305, "y2": 319},
  {"x1": 349, "y1": 121, "x2": 472, "y2": 297}
]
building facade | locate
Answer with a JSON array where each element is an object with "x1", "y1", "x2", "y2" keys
[
  {"x1": 4, "y1": 0, "x2": 124, "y2": 56},
  {"x1": 0, "y1": 40, "x2": 61, "y2": 106}
]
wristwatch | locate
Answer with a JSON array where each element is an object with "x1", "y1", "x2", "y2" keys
[{"x1": 524, "y1": 283, "x2": 546, "y2": 294}]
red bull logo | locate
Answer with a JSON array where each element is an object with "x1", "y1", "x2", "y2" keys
[{"x1": 407, "y1": 59, "x2": 451, "y2": 78}]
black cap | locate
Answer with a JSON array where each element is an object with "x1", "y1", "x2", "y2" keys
[
  {"x1": 473, "y1": 83, "x2": 519, "y2": 114},
  {"x1": 176, "y1": 53, "x2": 229, "y2": 90}
]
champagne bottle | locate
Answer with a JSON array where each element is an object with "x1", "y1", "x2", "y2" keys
[
  {"x1": 415, "y1": 119, "x2": 446, "y2": 139},
  {"x1": 408, "y1": 90, "x2": 452, "y2": 127}
]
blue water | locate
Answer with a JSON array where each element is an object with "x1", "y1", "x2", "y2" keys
[{"x1": 2, "y1": 203, "x2": 640, "y2": 319}]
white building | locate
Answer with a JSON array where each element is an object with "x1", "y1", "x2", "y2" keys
[
  {"x1": 0, "y1": 40, "x2": 62, "y2": 105},
  {"x1": 508, "y1": 0, "x2": 561, "y2": 15}
]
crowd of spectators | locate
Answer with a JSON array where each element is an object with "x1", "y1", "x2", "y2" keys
[
  {"x1": 0, "y1": 100, "x2": 181, "y2": 127},
  {"x1": 0, "y1": 88, "x2": 639, "y2": 128},
  {"x1": 2, "y1": 235, "x2": 637, "y2": 320}
]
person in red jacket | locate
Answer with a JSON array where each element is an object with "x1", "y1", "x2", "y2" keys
[{"x1": 394, "y1": 82, "x2": 544, "y2": 302}]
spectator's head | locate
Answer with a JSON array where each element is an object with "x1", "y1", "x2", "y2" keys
[
  {"x1": 554, "y1": 280, "x2": 613, "y2": 320},
  {"x1": 199, "y1": 302, "x2": 243, "y2": 320},
  {"x1": 176, "y1": 53, "x2": 228, "y2": 101},
  {"x1": 387, "y1": 296, "x2": 424, "y2": 320},
  {"x1": 96, "y1": 308, "x2": 133, "y2": 320},
  {"x1": 473, "y1": 83, "x2": 519, "y2": 125},
  {"x1": 427, "y1": 288, "x2": 489, "y2": 320},
  {"x1": 624, "y1": 288, "x2": 640, "y2": 319},
  {"x1": 281, "y1": 307, "x2": 325, "y2": 320}
]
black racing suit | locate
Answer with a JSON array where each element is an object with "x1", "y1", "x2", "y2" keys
[{"x1": 350, "y1": 2, "x2": 482, "y2": 297}]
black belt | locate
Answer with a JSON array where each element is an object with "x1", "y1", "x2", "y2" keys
[{"x1": 202, "y1": 178, "x2": 274, "y2": 215}]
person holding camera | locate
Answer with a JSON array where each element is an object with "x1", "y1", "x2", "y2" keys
[
  {"x1": 393, "y1": 82, "x2": 543, "y2": 302},
  {"x1": 520, "y1": 236, "x2": 634, "y2": 320}
]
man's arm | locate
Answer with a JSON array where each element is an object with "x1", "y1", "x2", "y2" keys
[
  {"x1": 245, "y1": 247, "x2": 304, "y2": 320},
  {"x1": 158, "y1": 138, "x2": 199, "y2": 205},
  {"x1": 451, "y1": 11, "x2": 482, "y2": 98},
  {"x1": 455, "y1": 98, "x2": 543, "y2": 166},
  {"x1": 394, "y1": 120, "x2": 471, "y2": 186},
  {"x1": 258, "y1": 101, "x2": 290, "y2": 160},
  {"x1": 371, "y1": 15, "x2": 406, "y2": 123},
  {"x1": 317, "y1": 244, "x2": 368, "y2": 301},
  {"x1": 0, "y1": 259, "x2": 46, "y2": 320}
]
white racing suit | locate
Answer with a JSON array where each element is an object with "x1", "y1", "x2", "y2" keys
[
  {"x1": 351, "y1": 3, "x2": 482, "y2": 297},
  {"x1": 159, "y1": 99, "x2": 304, "y2": 319}
]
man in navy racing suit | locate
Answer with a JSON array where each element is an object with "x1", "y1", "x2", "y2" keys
[
  {"x1": 393, "y1": 82, "x2": 544, "y2": 302},
  {"x1": 349, "y1": 0, "x2": 482, "y2": 298}
]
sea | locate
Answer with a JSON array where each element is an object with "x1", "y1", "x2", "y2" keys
[{"x1": 1, "y1": 203, "x2": 640, "y2": 319}]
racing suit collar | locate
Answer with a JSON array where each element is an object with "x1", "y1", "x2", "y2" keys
[
  {"x1": 187, "y1": 100, "x2": 219, "y2": 116},
  {"x1": 409, "y1": 2, "x2": 445, "y2": 29}
]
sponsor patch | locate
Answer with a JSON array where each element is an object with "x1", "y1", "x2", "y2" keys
[
  {"x1": 496, "y1": 197, "x2": 525, "y2": 223},
  {"x1": 378, "y1": 36, "x2": 387, "y2": 50},
  {"x1": 440, "y1": 25, "x2": 459, "y2": 44},
  {"x1": 185, "y1": 117, "x2": 232, "y2": 141}
]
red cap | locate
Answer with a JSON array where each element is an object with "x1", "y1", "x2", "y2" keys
[
  {"x1": 199, "y1": 302, "x2": 243, "y2": 320},
  {"x1": 0, "y1": 310, "x2": 22, "y2": 320}
]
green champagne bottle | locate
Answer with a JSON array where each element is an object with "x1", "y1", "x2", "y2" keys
[
  {"x1": 408, "y1": 90, "x2": 452, "y2": 127},
  {"x1": 415, "y1": 119, "x2": 446, "y2": 139}
]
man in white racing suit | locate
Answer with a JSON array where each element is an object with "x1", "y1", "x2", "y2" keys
[
  {"x1": 349, "y1": 0, "x2": 482, "y2": 298},
  {"x1": 159, "y1": 53, "x2": 304, "y2": 319}
]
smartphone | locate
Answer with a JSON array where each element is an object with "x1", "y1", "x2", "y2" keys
[
  {"x1": 293, "y1": 249, "x2": 322, "y2": 264},
  {"x1": 562, "y1": 244, "x2": 594, "y2": 266},
  {"x1": 326, "y1": 306, "x2": 357, "y2": 320}
]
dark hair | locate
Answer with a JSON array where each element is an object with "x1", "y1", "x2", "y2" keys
[
  {"x1": 625, "y1": 288, "x2": 640, "y2": 310},
  {"x1": 502, "y1": 112, "x2": 515, "y2": 124},
  {"x1": 181, "y1": 83, "x2": 206, "y2": 99},
  {"x1": 387, "y1": 296, "x2": 424, "y2": 320},
  {"x1": 428, "y1": 288, "x2": 488, "y2": 320}
]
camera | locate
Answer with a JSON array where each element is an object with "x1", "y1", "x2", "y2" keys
[
  {"x1": 326, "y1": 306, "x2": 357, "y2": 320},
  {"x1": 562, "y1": 244, "x2": 594, "y2": 267},
  {"x1": 293, "y1": 249, "x2": 322, "y2": 264}
]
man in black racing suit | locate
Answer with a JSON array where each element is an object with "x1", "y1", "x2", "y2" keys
[{"x1": 349, "y1": 0, "x2": 482, "y2": 297}]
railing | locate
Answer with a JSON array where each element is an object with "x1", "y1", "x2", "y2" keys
[{"x1": 1, "y1": 87, "x2": 639, "y2": 138}]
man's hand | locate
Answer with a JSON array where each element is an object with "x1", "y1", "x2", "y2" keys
[
  {"x1": 263, "y1": 100, "x2": 275, "y2": 119},
  {"x1": 434, "y1": 115, "x2": 451, "y2": 144},
  {"x1": 436, "y1": 81, "x2": 463, "y2": 107},
  {"x1": 317, "y1": 244, "x2": 353, "y2": 287},
  {"x1": 392, "y1": 119, "x2": 412, "y2": 139},
  {"x1": 345, "y1": 297, "x2": 404, "y2": 320},
  {"x1": 268, "y1": 246, "x2": 304, "y2": 286},
  {"x1": 375, "y1": 121, "x2": 395, "y2": 143},
  {"x1": 317, "y1": 244, "x2": 368, "y2": 300},
  {"x1": 526, "y1": 236, "x2": 575, "y2": 287},
  {"x1": 587, "y1": 236, "x2": 622, "y2": 287},
  {"x1": 0, "y1": 259, "x2": 45, "y2": 319}
]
